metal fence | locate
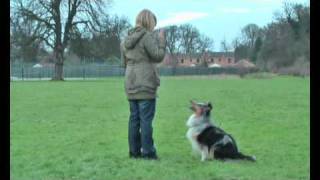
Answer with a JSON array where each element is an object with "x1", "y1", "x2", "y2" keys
[{"x1": 10, "y1": 63, "x2": 259, "y2": 80}]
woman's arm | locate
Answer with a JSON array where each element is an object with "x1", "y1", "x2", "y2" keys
[
  {"x1": 120, "y1": 42, "x2": 127, "y2": 68},
  {"x1": 143, "y1": 31, "x2": 166, "y2": 63}
]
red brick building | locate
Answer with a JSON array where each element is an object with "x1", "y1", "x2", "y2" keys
[{"x1": 161, "y1": 52, "x2": 235, "y2": 67}]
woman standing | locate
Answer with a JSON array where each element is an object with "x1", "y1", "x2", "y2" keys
[{"x1": 120, "y1": 9, "x2": 166, "y2": 160}]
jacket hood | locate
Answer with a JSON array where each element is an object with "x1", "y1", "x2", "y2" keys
[{"x1": 124, "y1": 26, "x2": 147, "y2": 49}]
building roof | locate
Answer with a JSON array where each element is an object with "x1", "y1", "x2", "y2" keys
[{"x1": 210, "y1": 52, "x2": 234, "y2": 57}]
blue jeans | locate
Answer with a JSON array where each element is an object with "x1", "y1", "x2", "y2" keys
[{"x1": 128, "y1": 99, "x2": 157, "y2": 157}]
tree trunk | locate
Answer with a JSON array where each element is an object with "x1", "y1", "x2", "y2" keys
[{"x1": 52, "y1": 49, "x2": 64, "y2": 81}]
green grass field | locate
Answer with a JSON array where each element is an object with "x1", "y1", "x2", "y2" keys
[{"x1": 10, "y1": 76, "x2": 310, "y2": 180}]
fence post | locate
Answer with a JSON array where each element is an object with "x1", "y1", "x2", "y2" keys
[
  {"x1": 98, "y1": 65, "x2": 100, "y2": 78},
  {"x1": 21, "y1": 66, "x2": 24, "y2": 81},
  {"x1": 83, "y1": 67, "x2": 85, "y2": 80},
  {"x1": 39, "y1": 69, "x2": 41, "y2": 80}
]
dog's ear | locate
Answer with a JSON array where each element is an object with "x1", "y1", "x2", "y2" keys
[{"x1": 207, "y1": 102, "x2": 212, "y2": 110}]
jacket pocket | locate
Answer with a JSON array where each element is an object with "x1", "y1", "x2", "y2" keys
[
  {"x1": 125, "y1": 63, "x2": 159, "y2": 94},
  {"x1": 125, "y1": 66, "x2": 139, "y2": 93},
  {"x1": 143, "y1": 64, "x2": 159, "y2": 89}
]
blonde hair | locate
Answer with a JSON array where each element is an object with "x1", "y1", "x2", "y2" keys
[{"x1": 135, "y1": 9, "x2": 157, "y2": 31}]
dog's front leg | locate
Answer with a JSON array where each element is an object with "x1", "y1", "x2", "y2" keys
[
  {"x1": 201, "y1": 146, "x2": 208, "y2": 162},
  {"x1": 209, "y1": 147, "x2": 215, "y2": 160},
  {"x1": 201, "y1": 151, "x2": 206, "y2": 161}
]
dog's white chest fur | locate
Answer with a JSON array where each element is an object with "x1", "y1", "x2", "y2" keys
[
  {"x1": 186, "y1": 114, "x2": 212, "y2": 133},
  {"x1": 186, "y1": 114, "x2": 214, "y2": 161}
]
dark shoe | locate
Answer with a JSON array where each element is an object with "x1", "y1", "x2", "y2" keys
[{"x1": 129, "y1": 152, "x2": 141, "y2": 159}]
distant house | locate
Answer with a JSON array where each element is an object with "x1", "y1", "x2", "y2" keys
[
  {"x1": 208, "y1": 63, "x2": 221, "y2": 68},
  {"x1": 40, "y1": 63, "x2": 55, "y2": 68},
  {"x1": 234, "y1": 59, "x2": 256, "y2": 68},
  {"x1": 32, "y1": 63, "x2": 43, "y2": 68},
  {"x1": 162, "y1": 52, "x2": 236, "y2": 67},
  {"x1": 39, "y1": 58, "x2": 55, "y2": 68}
]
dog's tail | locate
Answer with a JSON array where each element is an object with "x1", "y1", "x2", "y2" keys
[{"x1": 234, "y1": 152, "x2": 256, "y2": 162}]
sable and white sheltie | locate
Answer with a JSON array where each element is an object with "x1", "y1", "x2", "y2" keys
[{"x1": 186, "y1": 100, "x2": 256, "y2": 162}]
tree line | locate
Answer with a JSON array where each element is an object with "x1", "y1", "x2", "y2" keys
[
  {"x1": 10, "y1": 12, "x2": 214, "y2": 65},
  {"x1": 10, "y1": 0, "x2": 309, "y2": 80},
  {"x1": 232, "y1": 2, "x2": 309, "y2": 75},
  {"x1": 10, "y1": 1, "x2": 215, "y2": 80}
]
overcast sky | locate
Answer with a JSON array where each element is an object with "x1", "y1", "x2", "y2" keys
[{"x1": 109, "y1": 0, "x2": 309, "y2": 51}]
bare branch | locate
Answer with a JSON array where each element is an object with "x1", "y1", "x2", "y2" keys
[{"x1": 20, "y1": 8, "x2": 54, "y2": 30}]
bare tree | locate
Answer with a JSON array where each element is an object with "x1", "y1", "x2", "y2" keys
[
  {"x1": 10, "y1": 6, "x2": 45, "y2": 63},
  {"x1": 165, "y1": 25, "x2": 180, "y2": 54},
  {"x1": 197, "y1": 34, "x2": 214, "y2": 53},
  {"x1": 103, "y1": 15, "x2": 131, "y2": 41},
  {"x1": 241, "y1": 23, "x2": 260, "y2": 48},
  {"x1": 163, "y1": 25, "x2": 181, "y2": 69},
  {"x1": 282, "y1": 2, "x2": 309, "y2": 39},
  {"x1": 14, "y1": 0, "x2": 111, "y2": 80},
  {"x1": 232, "y1": 37, "x2": 241, "y2": 50},
  {"x1": 179, "y1": 24, "x2": 200, "y2": 54},
  {"x1": 220, "y1": 38, "x2": 231, "y2": 53},
  {"x1": 90, "y1": 15, "x2": 131, "y2": 59}
]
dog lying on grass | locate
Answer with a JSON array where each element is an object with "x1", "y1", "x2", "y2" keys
[{"x1": 186, "y1": 100, "x2": 256, "y2": 162}]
